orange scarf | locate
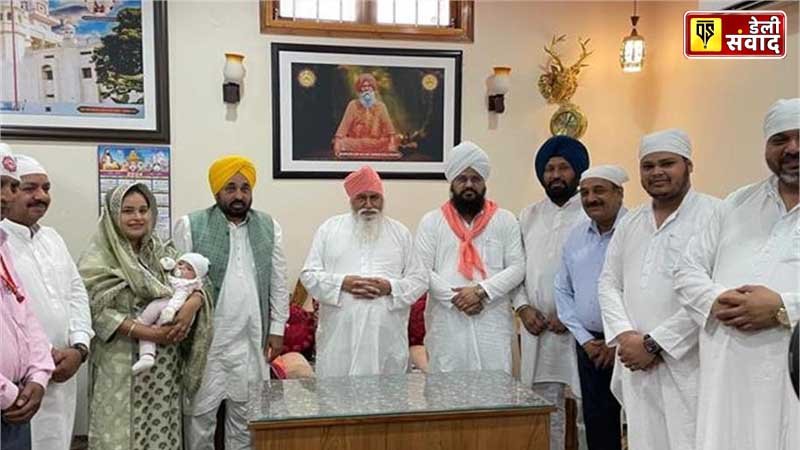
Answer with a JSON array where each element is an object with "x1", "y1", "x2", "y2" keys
[{"x1": 441, "y1": 200, "x2": 499, "y2": 281}]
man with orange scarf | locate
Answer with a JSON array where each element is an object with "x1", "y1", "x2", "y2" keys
[{"x1": 414, "y1": 141, "x2": 525, "y2": 374}]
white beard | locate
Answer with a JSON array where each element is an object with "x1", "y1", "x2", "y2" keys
[{"x1": 353, "y1": 209, "x2": 383, "y2": 245}]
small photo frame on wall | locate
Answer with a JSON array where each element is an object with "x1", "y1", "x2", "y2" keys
[
  {"x1": 0, "y1": 0, "x2": 170, "y2": 143},
  {"x1": 271, "y1": 43, "x2": 462, "y2": 179}
]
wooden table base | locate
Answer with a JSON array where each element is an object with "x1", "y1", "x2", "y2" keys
[{"x1": 252, "y1": 409, "x2": 551, "y2": 450}]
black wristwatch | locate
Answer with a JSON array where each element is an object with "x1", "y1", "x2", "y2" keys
[
  {"x1": 72, "y1": 343, "x2": 90, "y2": 363},
  {"x1": 643, "y1": 334, "x2": 662, "y2": 355}
]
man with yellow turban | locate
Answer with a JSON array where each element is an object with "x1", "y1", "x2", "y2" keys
[{"x1": 176, "y1": 155, "x2": 289, "y2": 450}]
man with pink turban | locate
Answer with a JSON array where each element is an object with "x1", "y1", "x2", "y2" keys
[
  {"x1": 300, "y1": 165, "x2": 427, "y2": 377},
  {"x1": 333, "y1": 73, "x2": 399, "y2": 158}
]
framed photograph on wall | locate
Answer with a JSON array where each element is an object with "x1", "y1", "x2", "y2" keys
[
  {"x1": 271, "y1": 43, "x2": 462, "y2": 179},
  {"x1": 0, "y1": 0, "x2": 170, "y2": 143}
]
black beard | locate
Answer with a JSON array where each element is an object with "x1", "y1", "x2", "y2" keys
[
  {"x1": 545, "y1": 179, "x2": 578, "y2": 205},
  {"x1": 219, "y1": 199, "x2": 251, "y2": 219},
  {"x1": 450, "y1": 187, "x2": 486, "y2": 217}
]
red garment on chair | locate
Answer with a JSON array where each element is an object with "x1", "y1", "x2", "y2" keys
[
  {"x1": 281, "y1": 302, "x2": 318, "y2": 360},
  {"x1": 408, "y1": 295, "x2": 427, "y2": 346}
]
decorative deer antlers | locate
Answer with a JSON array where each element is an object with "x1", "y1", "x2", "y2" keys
[{"x1": 538, "y1": 35, "x2": 593, "y2": 105}]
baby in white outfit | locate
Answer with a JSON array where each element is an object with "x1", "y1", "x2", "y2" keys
[{"x1": 132, "y1": 252, "x2": 210, "y2": 374}]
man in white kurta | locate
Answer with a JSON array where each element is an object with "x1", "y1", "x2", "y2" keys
[
  {"x1": 674, "y1": 98, "x2": 800, "y2": 450},
  {"x1": 598, "y1": 129, "x2": 719, "y2": 450},
  {"x1": 300, "y1": 166, "x2": 427, "y2": 377},
  {"x1": 178, "y1": 156, "x2": 289, "y2": 450},
  {"x1": 415, "y1": 141, "x2": 525, "y2": 375},
  {"x1": 515, "y1": 135, "x2": 589, "y2": 450},
  {"x1": 0, "y1": 155, "x2": 93, "y2": 450}
]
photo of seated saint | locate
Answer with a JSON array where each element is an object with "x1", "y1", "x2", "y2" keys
[{"x1": 333, "y1": 73, "x2": 401, "y2": 159}]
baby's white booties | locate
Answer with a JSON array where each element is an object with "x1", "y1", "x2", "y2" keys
[{"x1": 132, "y1": 354, "x2": 155, "y2": 375}]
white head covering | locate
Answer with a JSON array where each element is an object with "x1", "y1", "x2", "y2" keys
[
  {"x1": 15, "y1": 155, "x2": 48, "y2": 177},
  {"x1": 763, "y1": 98, "x2": 800, "y2": 140},
  {"x1": 178, "y1": 252, "x2": 210, "y2": 279},
  {"x1": 445, "y1": 141, "x2": 491, "y2": 182},
  {"x1": 580, "y1": 164, "x2": 629, "y2": 187},
  {"x1": 639, "y1": 129, "x2": 692, "y2": 160},
  {"x1": 0, "y1": 143, "x2": 19, "y2": 181}
]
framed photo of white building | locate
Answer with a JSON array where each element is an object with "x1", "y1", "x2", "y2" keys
[{"x1": 0, "y1": 0, "x2": 170, "y2": 143}]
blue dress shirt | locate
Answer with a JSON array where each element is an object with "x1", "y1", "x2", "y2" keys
[{"x1": 554, "y1": 208, "x2": 627, "y2": 345}]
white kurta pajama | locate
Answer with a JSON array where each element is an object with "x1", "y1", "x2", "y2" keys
[
  {"x1": 174, "y1": 216, "x2": 289, "y2": 450},
  {"x1": 598, "y1": 190, "x2": 719, "y2": 450},
  {"x1": 674, "y1": 177, "x2": 800, "y2": 450},
  {"x1": 515, "y1": 194, "x2": 585, "y2": 393},
  {"x1": 513, "y1": 194, "x2": 585, "y2": 450},
  {"x1": 300, "y1": 214, "x2": 428, "y2": 377},
  {"x1": 414, "y1": 207, "x2": 525, "y2": 375},
  {"x1": 0, "y1": 220, "x2": 94, "y2": 450}
]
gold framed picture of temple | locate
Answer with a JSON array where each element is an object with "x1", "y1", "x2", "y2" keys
[
  {"x1": 0, "y1": 0, "x2": 170, "y2": 143},
  {"x1": 271, "y1": 43, "x2": 462, "y2": 179}
]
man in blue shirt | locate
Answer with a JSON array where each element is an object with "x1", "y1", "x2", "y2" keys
[{"x1": 554, "y1": 165, "x2": 629, "y2": 450}]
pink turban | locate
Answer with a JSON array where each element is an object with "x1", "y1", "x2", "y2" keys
[{"x1": 344, "y1": 166, "x2": 383, "y2": 198}]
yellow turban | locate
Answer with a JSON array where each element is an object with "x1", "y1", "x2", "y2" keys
[{"x1": 208, "y1": 155, "x2": 257, "y2": 194}]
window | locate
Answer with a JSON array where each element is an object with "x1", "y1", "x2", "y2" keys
[
  {"x1": 260, "y1": 0, "x2": 474, "y2": 42},
  {"x1": 82, "y1": 67, "x2": 92, "y2": 79},
  {"x1": 42, "y1": 66, "x2": 53, "y2": 81}
]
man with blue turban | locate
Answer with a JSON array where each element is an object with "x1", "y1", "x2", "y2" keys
[
  {"x1": 178, "y1": 155, "x2": 290, "y2": 450},
  {"x1": 514, "y1": 135, "x2": 590, "y2": 450}
]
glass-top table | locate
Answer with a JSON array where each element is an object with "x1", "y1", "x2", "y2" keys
[{"x1": 252, "y1": 370, "x2": 553, "y2": 423}]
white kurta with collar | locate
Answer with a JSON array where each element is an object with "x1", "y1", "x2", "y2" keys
[
  {"x1": 173, "y1": 215, "x2": 289, "y2": 417},
  {"x1": 514, "y1": 194, "x2": 586, "y2": 394},
  {"x1": 414, "y1": 206, "x2": 525, "y2": 375},
  {"x1": 674, "y1": 177, "x2": 800, "y2": 450},
  {"x1": 300, "y1": 214, "x2": 428, "y2": 377},
  {"x1": 598, "y1": 190, "x2": 720, "y2": 450},
  {"x1": 0, "y1": 219, "x2": 94, "y2": 450}
]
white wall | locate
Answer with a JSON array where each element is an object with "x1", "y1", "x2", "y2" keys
[
  {"x1": 3, "y1": 0, "x2": 798, "y2": 287},
  {"x1": 645, "y1": 0, "x2": 800, "y2": 199}
]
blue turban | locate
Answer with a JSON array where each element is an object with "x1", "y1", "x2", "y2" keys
[{"x1": 534, "y1": 136, "x2": 590, "y2": 185}]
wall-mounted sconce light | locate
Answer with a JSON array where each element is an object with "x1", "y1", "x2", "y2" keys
[
  {"x1": 488, "y1": 66, "x2": 511, "y2": 113},
  {"x1": 223, "y1": 53, "x2": 246, "y2": 104}
]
